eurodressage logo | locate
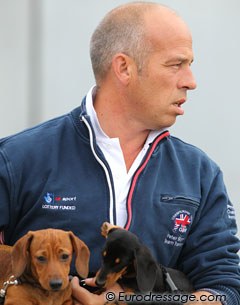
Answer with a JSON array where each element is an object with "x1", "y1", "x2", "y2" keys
[
  {"x1": 172, "y1": 210, "x2": 192, "y2": 234},
  {"x1": 42, "y1": 192, "x2": 77, "y2": 211}
]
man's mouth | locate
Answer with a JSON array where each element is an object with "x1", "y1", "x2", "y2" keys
[
  {"x1": 173, "y1": 98, "x2": 186, "y2": 115},
  {"x1": 175, "y1": 98, "x2": 186, "y2": 107}
]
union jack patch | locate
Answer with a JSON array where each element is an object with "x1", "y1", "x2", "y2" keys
[{"x1": 172, "y1": 210, "x2": 192, "y2": 234}]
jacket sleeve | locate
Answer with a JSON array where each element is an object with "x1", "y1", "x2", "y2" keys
[
  {"x1": 178, "y1": 168, "x2": 240, "y2": 304},
  {"x1": 0, "y1": 149, "x2": 11, "y2": 240}
]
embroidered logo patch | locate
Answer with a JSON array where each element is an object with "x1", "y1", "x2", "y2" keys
[
  {"x1": 44, "y1": 192, "x2": 54, "y2": 204},
  {"x1": 42, "y1": 193, "x2": 77, "y2": 211},
  {"x1": 172, "y1": 210, "x2": 192, "y2": 234},
  {"x1": 164, "y1": 210, "x2": 192, "y2": 247}
]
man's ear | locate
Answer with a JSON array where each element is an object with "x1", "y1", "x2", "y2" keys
[{"x1": 112, "y1": 53, "x2": 136, "y2": 85}]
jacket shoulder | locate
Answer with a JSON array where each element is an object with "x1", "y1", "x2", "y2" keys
[
  {"x1": 169, "y1": 135, "x2": 211, "y2": 156},
  {"x1": 168, "y1": 135, "x2": 219, "y2": 172},
  {"x1": 0, "y1": 112, "x2": 74, "y2": 148}
]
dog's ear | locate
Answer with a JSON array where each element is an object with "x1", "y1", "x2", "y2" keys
[
  {"x1": 134, "y1": 245, "x2": 158, "y2": 293},
  {"x1": 101, "y1": 222, "x2": 121, "y2": 238},
  {"x1": 68, "y1": 232, "x2": 90, "y2": 278},
  {"x1": 11, "y1": 232, "x2": 34, "y2": 277}
]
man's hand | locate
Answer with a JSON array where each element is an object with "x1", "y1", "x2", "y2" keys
[
  {"x1": 71, "y1": 277, "x2": 127, "y2": 305},
  {"x1": 71, "y1": 278, "x2": 223, "y2": 305}
]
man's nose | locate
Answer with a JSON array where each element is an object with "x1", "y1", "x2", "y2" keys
[{"x1": 178, "y1": 66, "x2": 197, "y2": 90}]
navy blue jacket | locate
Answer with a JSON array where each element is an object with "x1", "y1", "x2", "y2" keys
[{"x1": 0, "y1": 100, "x2": 240, "y2": 303}]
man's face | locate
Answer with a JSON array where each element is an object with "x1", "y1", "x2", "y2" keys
[{"x1": 127, "y1": 11, "x2": 197, "y2": 131}]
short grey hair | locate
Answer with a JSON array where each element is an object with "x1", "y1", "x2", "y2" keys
[{"x1": 90, "y1": 2, "x2": 160, "y2": 84}]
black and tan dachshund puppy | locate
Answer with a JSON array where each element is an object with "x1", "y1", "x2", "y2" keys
[{"x1": 96, "y1": 222, "x2": 193, "y2": 303}]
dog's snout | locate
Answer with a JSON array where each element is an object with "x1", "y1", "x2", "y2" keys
[
  {"x1": 95, "y1": 277, "x2": 105, "y2": 288},
  {"x1": 49, "y1": 279, "x2": 63, "y2": 290}
]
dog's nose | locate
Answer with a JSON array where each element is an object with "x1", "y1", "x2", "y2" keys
[
  {"x1": 49, "y1": 279, "x2": 63, "y2": 290},
  {"x1": 95, "y1": 277, "x2": 106, "y2": 288}
]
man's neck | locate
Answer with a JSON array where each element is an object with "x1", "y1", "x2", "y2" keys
[{"x1": 93, "y1": 88, "x2": 150, "y2": 171}]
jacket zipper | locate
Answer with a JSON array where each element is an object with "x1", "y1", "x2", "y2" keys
[
  {"x1": 81, "y1": 116, "x2": 116, "y2": 224},
  {"x1": 161, "y1": 195, "x2": 200, "y2": 207},
  {"x1": 125, "y1": 130, "x2": 170, "y2": 230}
]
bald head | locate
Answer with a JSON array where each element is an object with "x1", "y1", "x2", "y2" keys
[{"x1": 90, "y1": 2, "x2": 191, "y2": 84}]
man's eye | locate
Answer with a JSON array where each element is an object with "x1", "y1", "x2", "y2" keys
[{"x1": 172, "y1": 63, "x2": 182, "y2": 68}]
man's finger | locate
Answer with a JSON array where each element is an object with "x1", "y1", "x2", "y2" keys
[
  {"x1": 71, "y1": 276, "x2": 104, "y2": 305},
  {"x1": 83, "y1": 277, "x2": 97, "y2": 287},
  {"x1": 71, "y1": 277, "x2": 91, "y2": 303}
]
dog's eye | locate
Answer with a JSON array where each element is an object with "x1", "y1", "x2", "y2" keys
[
  {"x1": 60, "y1": 254, "x2": 69, "y2": 261},
  {"x1": 37, "y1": 256, "x2": 47, "y2": 263}
]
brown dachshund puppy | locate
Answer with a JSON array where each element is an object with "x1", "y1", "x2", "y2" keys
[
  {"x1": 96, "y1": 222, "x2": 193, "y2": 304},
  {"x1": 0, "y1": 229, "x2": 90, "y2": 305},
  {"x1": 0, "y1": 245, "x2": 12, "y2": 288}
]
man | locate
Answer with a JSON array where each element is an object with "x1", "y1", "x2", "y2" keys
[{"x1": 0, "y1": 2, "x2": 239, "y2": 305}]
